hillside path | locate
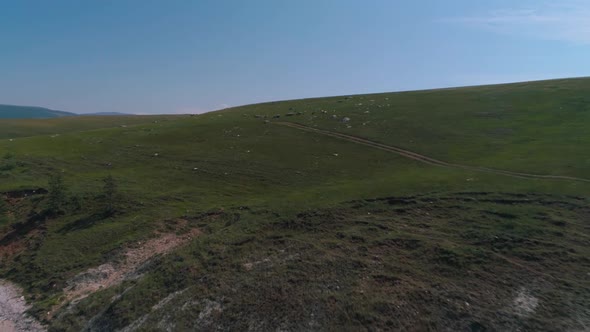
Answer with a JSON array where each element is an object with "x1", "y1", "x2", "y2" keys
[{"x1": 276, "y1": 122, "x2": 590, "y2": 183}]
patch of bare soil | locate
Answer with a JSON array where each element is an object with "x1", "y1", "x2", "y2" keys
[
  {"x1": 513, "y1": 287, "x2": 539, "y2": 317},
  {"x1": 0, "y1": 239, "x2": 27, "y2": 260},
  {"x1": 55, "y1": 227, "x2": 201, "y2": 315}
]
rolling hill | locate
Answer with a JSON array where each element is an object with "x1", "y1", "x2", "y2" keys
[
  {"x1": 0, "y1": 104, "x2": 76, "y2": 119},
  {"x1": 0, "y1": 104, "x2": 135, "y2": 120},
  {"x1": 0, "y1": 78, "x2": 589, "y2": 331},
  {"x1": 0, "y1": 115, "x2": 182, "y2": 140},
  {"x1": 80, "y1": 112, "x2": 134, "y2": 116}
]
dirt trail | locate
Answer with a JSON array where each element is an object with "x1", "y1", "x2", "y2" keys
[
  {"x1": 276, "y1": 122, "x2": 590, "y2": 183},
  {"x1": 53, "y1": 228, "x2": 201, "y2": 316},
  {"x1": 0, "y1": 280, "x2": 45, "y2": 332}
]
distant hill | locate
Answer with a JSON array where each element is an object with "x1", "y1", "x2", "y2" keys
[
  {"x1": 0, "y1": 105, "x2": 136, "y2": 119},
  {"x1": 80, "y1": 112, "x2": 134, "y2": 116},
  {"x1": 0, "y1": 104, "x2": 76, "y2": 119}
]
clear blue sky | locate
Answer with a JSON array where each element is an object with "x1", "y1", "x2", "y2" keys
[{"x1": 1, "y1": 0, "x2": 589, "y2": 114}]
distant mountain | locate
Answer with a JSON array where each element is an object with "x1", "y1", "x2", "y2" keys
[
  {"x1": 0, "y1": 104, "x2": 76, "y2": 119},
  {"x1": 0, "y1": 105, "x2": 136, "y2": 119},
  {"x1": 80, "y1": 112, "x2": 134, "y2": 116}
]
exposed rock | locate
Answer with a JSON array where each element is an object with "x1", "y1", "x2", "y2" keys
[
  {"x1": 513, "y1": 288, "x2": 539, "y2": 317},
  {"x1": 0, "y1": 280, "x2": 45, "y2": 332}
]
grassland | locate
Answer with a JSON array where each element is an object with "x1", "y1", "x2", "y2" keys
[
  {"x1": 0, "y1": 115, "x2": 181, "y2": 140},
  {"x1": 0, "y1": 78, "x2": 589, "y2": 331}
]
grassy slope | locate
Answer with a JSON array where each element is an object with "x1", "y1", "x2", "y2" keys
[
  {"x1": 0, "y1": 78, "x2": 589, "y2": 331},
  {"x1": 225, "y1": 77, "x2": 590, "y2": 178}
]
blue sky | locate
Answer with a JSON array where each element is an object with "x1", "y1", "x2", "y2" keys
[{"x1": 1, "y1": 0, "x2": 589, "y2": 114}]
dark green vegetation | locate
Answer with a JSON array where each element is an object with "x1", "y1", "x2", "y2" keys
[
  {"x1": 1, "y1": 78, "x2": 589, "y2": 331},
  {"x1": 0, "y1": 104, "x2": 76, "y2": 119}
]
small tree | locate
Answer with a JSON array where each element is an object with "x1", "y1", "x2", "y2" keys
[
  {"x1": 102, "y1": 175, "x2": 117, "y2": 213},
  {"x1": 48, "y1": 173, "x2": 67, "y2": 214}
]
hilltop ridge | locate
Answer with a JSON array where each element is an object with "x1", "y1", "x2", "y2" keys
[
  {"x1": 0, "y1": 104, "x2": 76, "y2": 119},
  {"x1": 0, "y1": 104, "x2": 134, "y2": 119}
]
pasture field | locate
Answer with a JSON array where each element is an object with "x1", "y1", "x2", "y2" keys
[{"x1": 1, "y1": 78, "x2": 589, "y2": 331}]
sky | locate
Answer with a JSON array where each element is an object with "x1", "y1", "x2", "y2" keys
[{"x1": 1, "y1": 0, "x2": 589, "y2": 114}]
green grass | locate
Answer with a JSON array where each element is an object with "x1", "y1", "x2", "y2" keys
[
  {"x1": 0, "y1": 114, "x2": 181, "y2": 139},
  {"x1": 222, "y1": 77, "x2": 590, "y2": 178},
  {"x1": 0, "y1": 78, "x2": 589, "y2": 331}
]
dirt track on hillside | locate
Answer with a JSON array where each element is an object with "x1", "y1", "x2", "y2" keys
[
  {"x1": 63, "y1": 228, "x2": 201, "y2": 306},
  {"x1": 47, "y1": 226, "x2": 201, "y2": 320},
  {"x1": 276, "y1": 122, "x2": 590, "y2": 183}
]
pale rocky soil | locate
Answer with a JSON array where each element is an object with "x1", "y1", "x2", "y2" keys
[
  {"x1": 53, "y1": 227, "x2": 201, "y2": 317},
  {"x1": 0, "y1": 280, "x2": 45, "y2": 332}
]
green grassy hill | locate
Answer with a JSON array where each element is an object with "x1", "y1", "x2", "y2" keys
[
  {"x1": 0, "y1": 104, "x2": 76, "y2": 119},
  {"x1": 0, "y1": 78, "x2": 589, "y2": 331}
]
